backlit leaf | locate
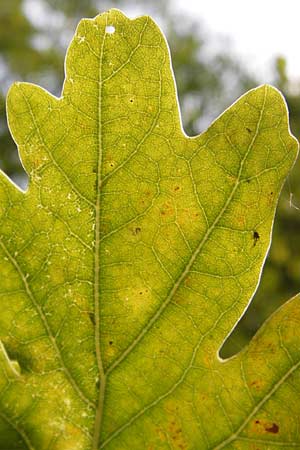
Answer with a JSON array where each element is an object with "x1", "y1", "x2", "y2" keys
[{"x1": 0, "y1": 9, "x2": 299, "y2": 450}]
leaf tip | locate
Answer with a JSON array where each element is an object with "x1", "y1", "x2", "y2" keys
[{"x1": 259, "y1": 84, "x2": 299, "y2": 161}]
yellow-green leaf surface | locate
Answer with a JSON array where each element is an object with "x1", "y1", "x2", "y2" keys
[{"x1": 0, "y1": 9, "x2": 299, "y2": 450}]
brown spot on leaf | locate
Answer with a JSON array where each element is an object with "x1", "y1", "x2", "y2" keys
[
  {"x1": 132, "y1": 227, "x2": 141, "y2": 235},
  {"x1": 174, "y1": 294, "x2": 184, "y2": 305},
  {"x1": 184, "y1": 277, "x2": 191, "y2": 287},
  {"x1": 265, "y1": 423, "x2": 279, "y2": 434},
  {"x1": 168, "y1": 419, "x2": 187, "y2": 449},
  {"x1": 253, "y1": 419, "x2": 279, "y2": 435},
  {"x1": 155, "y1": 427, "x2": 166, "y2": 442},
  {"x1": 89, "y1": 312, "x2": 95, "y2": 325},
  {"x1": 160, "y1": 201, "x2": 174, "y2": 217},
  {"x1": 250, "y1": 380, "x2": 263, "y2": 390},
  {"x1": 253, "y1": 231, "x2": 260, "y2": 246},
  {"x1": 139, "y1": 289, "x2": 148, "y2": 295},
  {"x1": 266, "y1": 342, "x2": 276, "y2": 353}
]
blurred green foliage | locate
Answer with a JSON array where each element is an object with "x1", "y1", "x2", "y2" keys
[
  {"x1": 228, "y1": 57, "x2": 300, "y2": 356},
  {"x1": 0, "y1": 0, "x2": 299, "y2": 356}
]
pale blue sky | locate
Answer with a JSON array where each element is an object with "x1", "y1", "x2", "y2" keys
[{"x1": 175, "y1": 0, "x2": 300, "y2": 84}]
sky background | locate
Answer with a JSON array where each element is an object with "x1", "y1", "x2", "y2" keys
[
  {"x1": 23, "y1": 0, "x2": 300, "y2": 87},
  {"x1": 174, "y1": 0, "x2": 300, "y2": 84}
]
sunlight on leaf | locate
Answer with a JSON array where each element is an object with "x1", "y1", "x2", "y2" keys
[{"x1": 0, "y1": 9, "x2": 299, "y2": 450}]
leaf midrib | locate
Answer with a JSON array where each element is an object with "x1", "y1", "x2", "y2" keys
[{"x1": 92, "y1": 17, "x2": 107, "y2": 450}]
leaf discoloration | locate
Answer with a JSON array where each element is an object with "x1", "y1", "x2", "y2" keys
[{"x1": 0, "y1": 8, "x2": 299, "y2": 450}]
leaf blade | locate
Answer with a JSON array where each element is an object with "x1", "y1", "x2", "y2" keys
[{"x1": 0, "y1": 9, "x2": 299, "y2": 450}]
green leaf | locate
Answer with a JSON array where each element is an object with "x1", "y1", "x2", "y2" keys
[{"x1": 0, "y1": 9, "x2": 299, "y2": 450}]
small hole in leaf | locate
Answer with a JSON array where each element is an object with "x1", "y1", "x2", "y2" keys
[
  {"x1": 105, "y1": 25, "x2": 115, "y2": 34},
  {"x1": 109, "y1": 341, "x2": 113, "y2": 345}
]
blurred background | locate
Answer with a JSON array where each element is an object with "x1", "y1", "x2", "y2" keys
[{"x1": 0, "y1": 0, "x2": 299, "y2": 357}]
